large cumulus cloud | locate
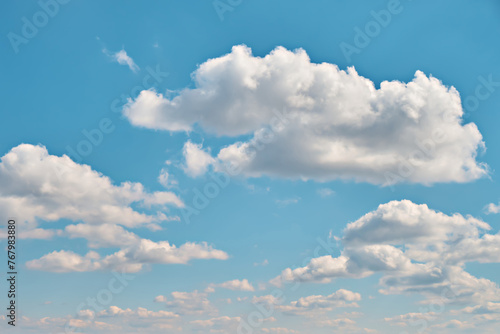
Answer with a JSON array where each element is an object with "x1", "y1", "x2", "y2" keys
[{"x1": 123, "y1": 45, "x2": 487, "y2": 185}]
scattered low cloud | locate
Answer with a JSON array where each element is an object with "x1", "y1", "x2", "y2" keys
[
  {"x1": 0, "y1": 144, "x2": 227, "y2": 273},
  {"x1": 155, "y1": 290, "x2": 218, "y2": 316},
  {"x1": 271, "y1": 200, "x2": 500, "y2": 306}
]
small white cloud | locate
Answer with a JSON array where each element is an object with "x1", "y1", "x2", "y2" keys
[
  {"x1": 213, "y1": 279, "x2": 255, "y2": 291},
  {"x1": 317, "y1": 188, "x2": 335, "y2": 197},
  {"x1": 254, "y1": 259, "x2": 269, "y2": 266},
  {"x1": 485, "y1": 202, "x2": 500, "y2": 214},
  {"x1": 155, "y1": 290, "x2": 217, "y2": 316},
  {"x1": 158, "y1": 168, "x2": 178, "y2": 188},
  {"x1": 103, "y1": 48, "x2": 139, "y2": 73},
  {"x1": 182, "y1": 141, "x2": 215, "y2": 177},
  {"x1": 263, "y1": 289, "x2": 361, "y2": 317},
  {"x1": 275, "y1": 197, "x2": 300, "y2": 207}
]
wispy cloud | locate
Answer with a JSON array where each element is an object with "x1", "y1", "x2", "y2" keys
[
  {"x1": 275, "y1": 197, "x2": 300, "y2": 207},
  {"x1": 254, "y1": 259, "x2": 269, "y2": 267},
  {"x1": 317, "y1": 188, "x2": 335, "y2": 197},
  {"x1": 103, "y1": 48, "x2": 139, "y2": 73}
]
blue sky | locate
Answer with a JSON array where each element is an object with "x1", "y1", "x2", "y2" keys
[{"x1": 1, "y1": 0, "x2": 500, "y2": 333}]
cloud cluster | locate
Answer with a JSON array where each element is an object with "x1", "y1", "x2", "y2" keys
[
  {"x1": 0, "y1": 144, "x2": 227, "y2": 272},
  {"x1": 123, "y1": 45, "x2": 487, "y2": 185},
  {"x1": 1, "y1": 306, "x2": 182, "y2": 333},
  {"x1": 271, "y1": 200, "x2": 500, "y2": 306},
  {"x1": 261, "y1": 289, "x2": 361, "y2": 317},
  {"x1": 154, "y1": 290, "x2": 218, "y2": 316}
]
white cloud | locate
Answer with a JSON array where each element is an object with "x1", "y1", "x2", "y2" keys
[
  {"x1": 315, "y1": 318, "x2": 357, "y2": 328},
  {"x1": 384, "y1": 312, "x2": 438, "y2": 327},
  {"x1": 155, "y1": 290, "x2": 217, "y2": 316},
  {"x1": 213, "y1": 279, "x2": 255, "y2": 291},
  {"x1": 96, "y1": 306, "x2": 178, "y2": 319},
  {"x1": 457, "y1": 302, "x2": 500, "y2": 315},
  {"x1": 0, "y1": 144, "x2": 227, "y2": 273},
  {"x1": 26, "y1": 239, "x2": 229, "y2": 273},
  {"x1": 182, "y1": 141, "x2": 216, "y2": 177},
  {"x1": 25, "y1": 250, "x2": 101, "y2": 273},
  {"x1": 0, "y1": 144, "x2": 183, "y2": 231},
  {"x1": 11, "y1": 306, "x2": 181, "y2": 333},
  {"x1": 271, "y1": 200, "x2": 500, "y2": 305},
  {"x1": 276, "y1": 289, "x2": 361, "y2": 317},
  {"x1": 19, "y1": 228, "x2": 62, "y2": 240},
  {"x1": 158, "y1": 168, "x2": 178, "y2": 188},
  {"x1": 430, "y1": 319, "x2": 474, "y2": 330},
  {"x1": 447, "y1": 302, "x2": 500, "y2": 327},
  {"x1": 317, "y1": 188, "x2": 335, "y2": 197},
  {"x1": 190, "y1": 316, "x2": 241, "y2": 332},
  {"x1": 123, "y1": 45, "x2": 487, "y2": 185},
  {"x1": 485, "y1": 202, "x2": 500, "y2": 214},
  {"x1": 104, "y1": 48, "x2": 139, "y2": 72},
  {"x1": 275, "y1": 197, "x2": 300, "y2": 207},
  {"x1": 251, "y1": 289, "x2": 360, "y2": 320},
  {"x1": 65, "y1": 223, "x2": 139, "y2": 248},
  {"x1": 254, "y1": 259, "x2": 269, "y2": 266}
]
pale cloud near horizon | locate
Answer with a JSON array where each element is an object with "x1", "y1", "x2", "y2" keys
[{"x1": 154, "y1": 290, "x2": 218, "y2": 316}]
